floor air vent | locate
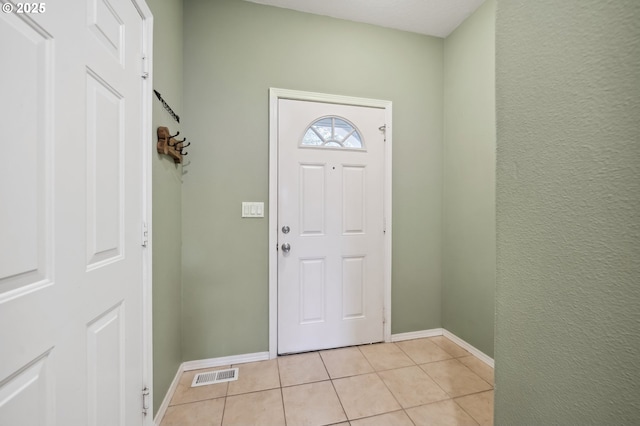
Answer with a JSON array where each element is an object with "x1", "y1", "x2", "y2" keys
[{"x1": 191, "y1": 368, "x2": 239, "y2": 387}]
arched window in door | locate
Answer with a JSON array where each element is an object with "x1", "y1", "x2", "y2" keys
[{"x1": 301, "y1": 116, "x2": 364, "y2": 149}]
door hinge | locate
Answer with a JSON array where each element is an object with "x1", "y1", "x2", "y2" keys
[
  {"x1": 141, "y1": 55, "x2": 149, "y2": 79},
  {"x1": 383, "y1": 217, "x2": 386, "y2": 234},
  {"x1": 142, "y1": 386, "x2": 150, "y2": 416},
  {"x1": 379, "y1": 125, "x2": 386, "y2": 142},
  {"x1": 142, "y1": 222, "x2": 149, "y2": 247}
]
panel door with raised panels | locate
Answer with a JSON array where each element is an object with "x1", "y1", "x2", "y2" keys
[
  {"x1": 278, "y1": 99, "x2": 385, "y2": 354},
  {"x1": 0, "y1": 1, "x2": 146, "y2": 425}
]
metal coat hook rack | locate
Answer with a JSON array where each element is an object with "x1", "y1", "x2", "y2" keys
[{"x1": 157, "y1": 126, "x2": 189, "y2": 163}]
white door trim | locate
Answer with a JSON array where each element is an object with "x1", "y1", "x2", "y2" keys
[
  {"x1": 268, "y1": 88, "x2": 393, "y2": 359},
  {"x1": 131, "y1": 0, "x2": 154, "y2": 423}
]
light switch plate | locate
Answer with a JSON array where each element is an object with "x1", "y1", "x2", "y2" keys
[{"x1": 242, "y1": 202, "x2": 264, "y2": 218}]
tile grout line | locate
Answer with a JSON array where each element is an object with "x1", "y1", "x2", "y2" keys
[
  {"x1": 375, "y1": 341, "x2": 456, "y2": 424},
  {"x1": 408, "y1": 337, "x2": 494, "y2": 398},
  {"x1": 279, "y1": 384, "x2": 288, "y2": 425},
  {"x1": 456, "y1": 360, "x2": 493, "y2": 388},
  {"x1": 394, "y1": 337, "x2": 492, "y2": 415},
  {"x1": 430, "y1": 335, "x2": 473, "y2": 359},
  {"x1": 218, "y1": 380, "x2": 229, "y2": 426},
  {"x1": 450, "y1": 398, "x2": 482, "y2": 426},
  {"x1": 373, "y1": 366, "x2": 405, "y2": 412},
  {"x1": 453, "y1": 392, "x2": 493, "y2": 426},
  {"x1": 166, "y1": 394, "x2": 226, "y2": 408},
  {"x1": 318, "y1": 349, "x2": 350, "y2": 423},
  {"x1": 418, "y1": 362, "x2": 458, "y2": 400},
  {"x1": 219, "y1": 392, "x2": 228, "y2": 426},
  {"x1": 315, "y1": 349, "x2": 332, "y2": 383},
  {"x1": 357, "y1": 342, "x2": 419, "y2": 423},
  {"x1": 347, "y1": 409, "x2": 416, "y2": 425},
  {"x1": 275, "y1": 357, "x2": 290, "y2": 426},
  {"x1": 328, "y1": 378, "x2": 350, "y2": 423}
]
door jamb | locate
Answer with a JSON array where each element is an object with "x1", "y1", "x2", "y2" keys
[
  {"x1": 132, "y1": 0, "x2": 154, "y2": 423},
  {"x1": 268, "y1": 88, "x2": 393, "y2": 359}
]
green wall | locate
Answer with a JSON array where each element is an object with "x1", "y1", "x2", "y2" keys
[
  {"x1": 442, "y1": 0, "x2": 496, "y2": 357},
  {"x1": 181, "y1": 0, "x2": 444, "y2": 360},
  {"x1": 495, "y1": 0, "x2": 640, "y2": 423},
  {"x1": 148, "y1": 0, "x2": 184, "y2": 415}
]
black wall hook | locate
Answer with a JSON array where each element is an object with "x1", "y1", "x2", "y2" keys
[{"x1": 154, "y1": 90, "x2": 180, "y2": 123}]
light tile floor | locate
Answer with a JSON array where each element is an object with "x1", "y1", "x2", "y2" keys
[{"x1": 160, "y1": 336, "x2": 493, "y2": 426}]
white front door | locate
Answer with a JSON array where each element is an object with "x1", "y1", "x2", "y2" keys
[
  {"x1": 277, "y1": 99, "x2": 386, "y2": 354},
  {"x1": 0, "y1": 1, "x2": 148, "y2": 424}
]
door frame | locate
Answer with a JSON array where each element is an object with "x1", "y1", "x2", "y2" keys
[
  {"x1": 132, "y1": 0, "x2": 154, "y2": 422},
  {"x1": 268, "y1": 88, "x2": 393, "y2": 358}
]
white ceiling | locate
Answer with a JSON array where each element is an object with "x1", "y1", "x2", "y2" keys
[{"x1": 244, "y1": 0, "x2": 485, "y2": 38}]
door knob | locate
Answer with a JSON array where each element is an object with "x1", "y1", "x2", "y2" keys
[
  {"x1": 282, "y1": 225, "x2": 290, "y2": 234},
  {"x1": 281, "y1": 243, "x2": 291, "y2": 253}
]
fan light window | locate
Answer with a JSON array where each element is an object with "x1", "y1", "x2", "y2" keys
[{"x1": 301, "y1": 116, "x2": 363, "y2": 149}]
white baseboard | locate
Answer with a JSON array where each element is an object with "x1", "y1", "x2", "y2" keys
[
  {"x1": 391, "y1": 328, "x2": 494, "y2": 368},
  {"x1": 442, "y1": 330, "x2": 494, "y2": 368},
  {"x1": 153, "y1": 363, "x2": 184, "y2": 426},
  {"x1": 154, "y1": 351, "x2": 270, "y2": 425},
  {"x1": 391, "y1": 328, "x2": 443, "y2": 342},
  {"x1": 182, "y1": 351, "x2": 270, "y2": 371}
]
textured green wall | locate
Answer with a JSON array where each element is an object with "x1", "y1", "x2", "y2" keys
[
  {"x1": 442, "y1": 0, "x2": 495, "y2": 357},
  {"x1": 181, "y1": 0, "x2": 444, "y2": 360},
  {"x1": 495, "y1": 0, "x2": 640, "y2": 423},
  {"x1": 148, "y1": 0, "x2": 183, "y2": 415}
]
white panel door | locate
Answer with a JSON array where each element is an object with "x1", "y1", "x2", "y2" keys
[
  {"x1": 278, "y1": 99, "x2": 385, "y2": 354},
  {"x1": 0, "y1": 1, "x2": 147, "y2": 425}
]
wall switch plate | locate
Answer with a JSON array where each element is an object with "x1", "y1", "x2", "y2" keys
[{"x1": 242, "y1": 202, "x2": 264, "y2": 218}]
